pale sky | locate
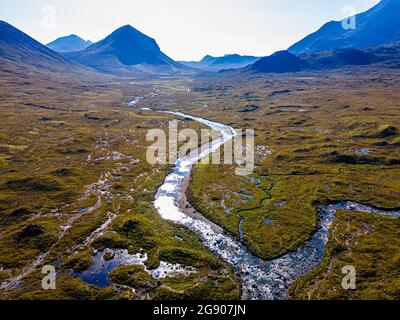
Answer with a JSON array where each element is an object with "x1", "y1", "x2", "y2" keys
[{"x1": 0, "y1": 0, "x2": 380, "y2": 61}]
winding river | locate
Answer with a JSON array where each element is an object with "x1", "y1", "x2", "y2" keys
[{"x1": 129, "y1": 96, "x2": 400, "y2": 300}]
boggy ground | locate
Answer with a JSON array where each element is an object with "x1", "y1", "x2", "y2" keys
[
  {"x1": 1, "y1": 64, "x2": 399, "y2": 300},
  {"x1": 290, "y1": 210, "x2": 400, "y2": 300},
  {"x1": 0, "y1": 69, "x2": 240, "y2": 300},
  {"x1": 155, "y1": 67, "x2": 400, "y2": 299}
]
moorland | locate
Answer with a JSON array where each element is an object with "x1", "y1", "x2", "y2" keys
[{"x1": 1, "y1": 0, "x2": 400, "y2": 300}]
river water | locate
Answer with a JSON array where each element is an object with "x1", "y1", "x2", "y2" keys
[{"x1": 129, "y1": 96, "x2": 400, "y2": 300}]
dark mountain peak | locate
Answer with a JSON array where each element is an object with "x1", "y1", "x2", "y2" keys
[
  {"x1": 249, "y1": 50, "x2": 307, "y2": 73},
  {"x1": 289, "y1": 0, "x2": 400, "y2": 54},
  {"x1": 118, "y1": 24, "x2": 134, "y2": 30},
  {"x1": 107, "y1": 24, "x2": 156, "y2": 43},
  {"x1": 96, "y1": 24, "x2": 161, "y2": 56},
  {"x1": 69, "y1": 24, "x2": 180, "y2": 74},
  {"x1": 67, "y1": 34, "x2": 80, "y2": 39},
  {"x1": 111, "y1": 24, "x2": 139, "y2": 36}
]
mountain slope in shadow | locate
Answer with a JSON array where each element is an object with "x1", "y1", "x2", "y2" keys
[
  {"x1": 289, "y1": 0, "x2": 400, "y2": 54},
  {"x1": 68, "y1": 25, "x2": 186, "y2": 75},
  {"x1": 0, "y1": 20, "x2": 73, "y2": 72},
  {"x1": 246, "y1": 51, "x2": 308, "y2": 73}
]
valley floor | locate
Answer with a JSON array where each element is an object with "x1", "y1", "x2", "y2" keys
[{"x1": 0, "y1": 66, "x2": 399, "y2": 300}]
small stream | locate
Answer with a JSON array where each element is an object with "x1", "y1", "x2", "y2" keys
[{"x1": 129, "y1": 96, "x2": 400, "y2": 300}]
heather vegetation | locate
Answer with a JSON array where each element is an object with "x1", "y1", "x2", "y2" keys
[
  {"x1": 0, "y1": 70, "x2": 240, "y2": 300},
  {"x1": 1, "y1": 0, "x2": 400, "y2": 301},
  {"x1": 183, "y1": 68, "x2": 400, "y2": 296}
]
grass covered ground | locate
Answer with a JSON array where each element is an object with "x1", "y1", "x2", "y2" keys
[
  {"x1": 183, "y1": 68, "x2": 399, "y2": 259},
  {"x1": 290, "y1": 210, "x2": 400, "y2": 300},
  {"x1": 0, "y1": 69, "x2": 240, "y2": 300},
  {"x1": 168, "y1": 67, "x2": 400, "y2": 297},
  {"x1": 1, "y1": 63, "x2": 399, "y2": 300}
]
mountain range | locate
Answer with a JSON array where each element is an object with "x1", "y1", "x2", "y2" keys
[
  {"x1": 240, "y1": 47, "x2": 381, "y2": 74},
  {"x1": 65, "y1": 25, "x2": 184, "y2": 75},
  {"x1": 47, "y1": 34, "x2": 93, "y2": 53},
  {"x1": 0, "y1": 0, "x2": 399, "y2": 77},
  {"x1": 180, "y1": 54, "x2": 260, "y2": 72},
  {"x1": 289, "y1": 0, "x2": 400, "y2": 54}
]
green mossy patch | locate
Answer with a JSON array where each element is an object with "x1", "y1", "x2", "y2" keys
[
  {"x1": 109, "y1": 265, "x2": 156, "y2": 289},
  {"x1": 4, "y1": 177, "x2": 61, "y2": 192},
  {"x1": 92, "y1": 232, "x2": 130, "y2": 251},
  {"x1": 154, "y1": 274, "x2": 240, "y2": 300},
  {"x1": 159, "y1": 247, "x2": 223, "y2": 270},
  {"x1": 291, "y1": 211, "x2": 400, "y2": 300},
  {"x1": 63, "y1": 249, "x2": 93, "y2": 273},
  {"x1": 13, "y1": 223, "x2": 58, "y2": 252},
  {"x1": 389, "y1": 137, "x2": 400, "y2": 146},
  {"x1": 0, "y1": 156, "x2": 8, "y2": 170}
]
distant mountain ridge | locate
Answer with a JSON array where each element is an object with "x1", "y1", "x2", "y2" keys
[
  {"x1": 68, "y1": 25, "x2": 184, "y2": 75},
  {"x1": 0, "y1": 20, "x2": 77, "y2": 73},
  {"x1": 180, "y1": 54, "x2": 260, "y2": 71},
  {"x1": 289, "y1": 0, "x2": 400, "y2": 54},
  {"x1": 240, "y1": 45, "x2": 400, "y2": 74},
  {"x1": 47, "y1": 34, "x2": 92, "y2": 52}
]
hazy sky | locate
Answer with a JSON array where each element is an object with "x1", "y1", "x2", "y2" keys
[{"x1": 0, "y1": 0, "x2": 380, "y2": 61}]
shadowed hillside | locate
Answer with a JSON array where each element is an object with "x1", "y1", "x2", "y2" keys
[
  {"x1": 68, "y1": 25, "x2": 186, "y2": 75},
  {"x1": 289, "y1": 0, "x2": 400, "y2": 54},
  {"x1": 0, "y1": 20, "x2": 74, "y2": 72}
]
